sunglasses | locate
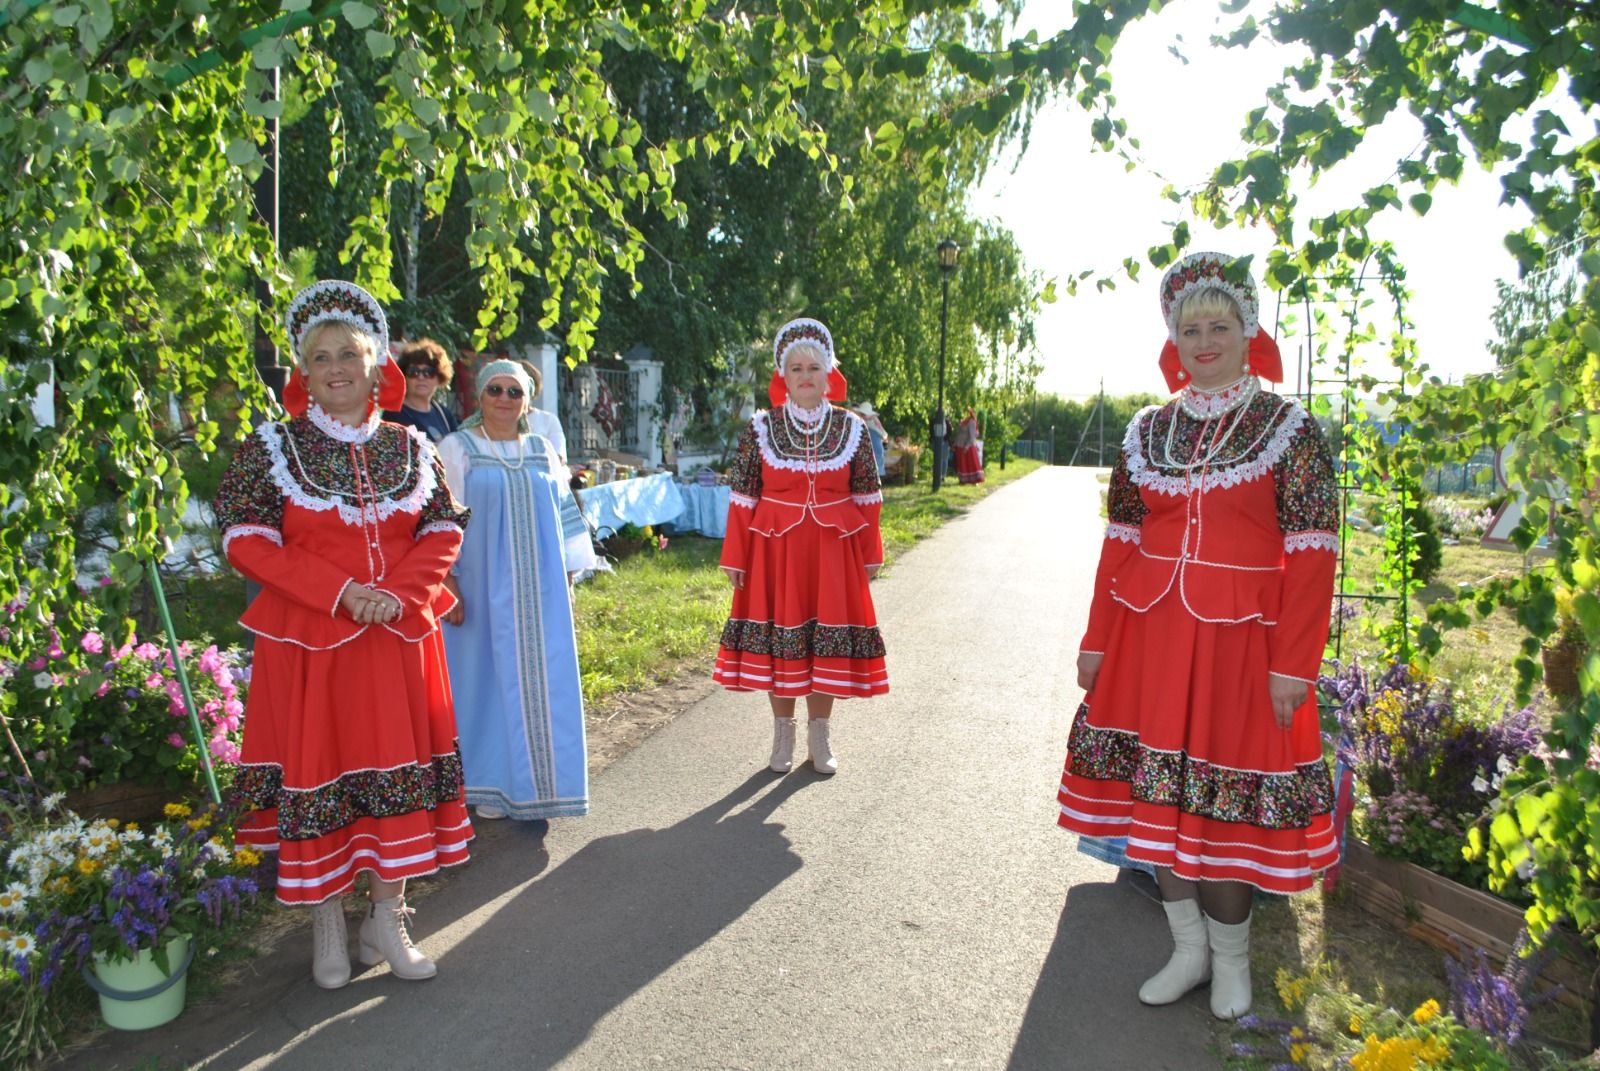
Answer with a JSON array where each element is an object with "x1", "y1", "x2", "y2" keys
[
  {"x1": 483, "y1": 383, "x2": 525, "y2": 400},
  {"x1": 405, "y1": 366, "x2": 439, "y2": 379}
]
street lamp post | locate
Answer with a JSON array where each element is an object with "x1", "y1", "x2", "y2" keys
[{"x1": 931, "y1": 238, "x2": 959, "y2": 491}]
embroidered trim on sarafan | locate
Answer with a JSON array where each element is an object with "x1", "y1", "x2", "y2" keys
[
  {"x1": 752, "y1": 408, "x2": 863, "y2": 473},
  {"x1": 1284, "y1": 530, "x2": 1339, "y2": 554},
  {"x1": 1106, "y1": 522, "x2": 1142, "y2": 544},
  {"x1": 1064, "y1": 705, "x2": 1333, "y2": 829},
  {"x1": 257, "y1": 419, "x2": 438, "y2": 527},
  {"x1": 222, "y1": 524, "x2": 283, "y2": 555},
  {"x1": 719, "y1": 618, "x2": 886, "y2": 661},
  {"x1": 1123, "y1": 394, "x2": 1304, "y2": 496},
  {"x1": 233, "y1": 750, "x2": 465, "y2": 841}
]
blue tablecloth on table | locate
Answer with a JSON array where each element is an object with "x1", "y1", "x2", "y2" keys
[
  {"x1": 669, "y1": 483, "x2": 731, "y2": 538},
  {"x1": 578, "y1": 472, "x2": 686, "y2": 536}
]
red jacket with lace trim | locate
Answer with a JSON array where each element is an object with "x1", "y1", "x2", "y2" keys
[{"x1": 1080, "y1": 390, "x2": 1339, "y2": 683}]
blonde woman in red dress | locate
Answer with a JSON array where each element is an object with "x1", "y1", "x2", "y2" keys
[
  {"x1": 213, "y1": 281, "x2": 472, "y2": 989},
  {"x1": 715, "y1": 318, "x2": 888, "y2": 774},
  {"x1": 1054, "y1": 252, "x2": 1340, "y2": 1019}
]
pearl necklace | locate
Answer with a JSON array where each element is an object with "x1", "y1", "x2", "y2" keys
[{"x1": 478, "y1": 429, "x2": 527, "y2": 471}]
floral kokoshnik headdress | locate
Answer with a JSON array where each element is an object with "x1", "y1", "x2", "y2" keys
[
  {"x1": 768, "y1": 316, "x2": 848, "y2": 407},
  {"x1": 281, "y1": 279, "x2": 406, "y2": 417},
  {"x1": 1154, "y1": 251, "x2": 1284, "y2": 393}
]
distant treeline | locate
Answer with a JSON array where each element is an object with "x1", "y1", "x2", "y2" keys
[{"x1": 1012, "y1": 392, "x2": 1165, "y2": 466}]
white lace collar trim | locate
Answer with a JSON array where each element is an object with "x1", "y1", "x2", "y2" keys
[
  {"x1": 753, "y1": 408, "x2": 863, "y2": 473},
  {"x1": 308, "y1": 401, "x2": 381, "y2": 443},
  {"x1": 784, "y1": 399, "x2": 829, "y2": 427},
  {"x1": 257, "y1": 421, "x2": 439, "y2": 526},
  {"x1": 1124, "y1": 396, "x2": 1304, "y2": 496},
  {"x1": 1179, "y1": 375, "x2": 1258, "y2": 419}
]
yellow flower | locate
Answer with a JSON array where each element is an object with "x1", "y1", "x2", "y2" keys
[
  {"x1": 105, "y1": 818, "x2": 120, "y2": 829},
  {"x1": 1348, "y1": 1014, "x2": 1364, "y2": 1034},
  {"x1": 186, "y1": 816, "x2": 208, "y2": 831},
  {"x1": 1411, "y1": 998, "x2": 1441, "y2": 1024},
  {"x1": 1418, "y1": 1037, "x2": 1451, "y2": 1066},
  {"x1": 1289, "y1": 1041, "x2": 1312, "y2": 1064},
  {"x1": 123, "y1": 822, "x2": 139, "y2": 832},
  {"x1": 234, "y1": 847, "x2": 263, "y2": 868},
  {"x1": 1274, "y1": 967, "x2": 1310, "y2": 1011},
  {"x1": 1351, "y1": 1035, "x2": 1436, "y2": 1071},
  {"x1": 163, "y1": 803, "x2": 192, "y2": 818},
  {"x1": 76, "y1": 857, "x2": 101, "y2": 875}
]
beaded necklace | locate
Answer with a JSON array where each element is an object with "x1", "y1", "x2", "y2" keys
[
  {"x1": 782, "y1": 399, "x2": 830, "y2": 500},
  {"x1": 281, "y1": 409, "x2": 411, "y2": 581}
]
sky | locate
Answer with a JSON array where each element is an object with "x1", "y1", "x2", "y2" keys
[{"x1": 971, "y1": 2, "x2": 1541, "y2": 400}]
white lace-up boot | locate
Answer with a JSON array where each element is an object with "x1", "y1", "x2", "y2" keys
[
  {"x1": 808, "y1": 718, "x2": 838, "y2": 775},
  {"x1": 769, "y1": 716, "x2": 796, "y2": 773},
  {"x1": 1137, "y1": 898, "x2": 1210, "y2": 1005},
  {"x1": 310, "y1": 897, "x2": 350, "y2": 989},
  {"x1": 1206, "y1": 914, "x2": 1253, "y2": 1019},
  {"x1": 358, "y1": 896, "x2": 437, "y2": 980}
]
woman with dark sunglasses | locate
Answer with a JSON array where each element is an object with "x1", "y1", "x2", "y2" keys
[
  {"x1": 437, "y1": 360, "x2": 595, "y2": 825},
  {"x1": 383, "y1": 338, "x2": 461, "y2": 443}
]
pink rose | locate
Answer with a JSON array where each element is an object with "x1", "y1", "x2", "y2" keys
[{"x1": 80, "y1": 632, "x2": 104, "y2": 654}]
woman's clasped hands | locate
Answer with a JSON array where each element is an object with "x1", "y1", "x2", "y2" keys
[{"x1": 340, "y1": 582, "x2": 403, "y2": 625}]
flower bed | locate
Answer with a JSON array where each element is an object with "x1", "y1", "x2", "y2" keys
[{"x1": 3, "y1": 622, "x2": 248, "y2": 796}]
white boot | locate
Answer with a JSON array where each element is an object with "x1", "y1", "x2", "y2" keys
[
  {"x1": 1137, "y1": 898, "x2": 1210, "y2": 1005},
  {"x1": 310, "y1": 897, "x2": 350, "y2": 990},
  {"x1": 358, "y1": 896, "x2": 437, "y2": 981},
  {"x1": 1206, "y1": 914, "x2": 1253, "y2": 1019},
  {"x1": 769, "y1": 717, "x2": 796, "y2": 773},
  {"x1": 808, "y1": 718, "x2": 837, "y2": 775}
]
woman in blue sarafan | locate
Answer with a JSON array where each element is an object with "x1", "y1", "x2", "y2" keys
[{"x1": 439, "y1": 358, "x2": 596, "y2": 822}]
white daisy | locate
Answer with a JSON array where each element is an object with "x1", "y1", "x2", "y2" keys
[
  {"x1": 8, "y1": 932, "x2": 35, "y2": 957},
  {"x1": 203, "y1": 838, "x2": 231, "y2": 865},
  {"x1": 40, "y1": 792, "x2": 65, "y2": 813}
]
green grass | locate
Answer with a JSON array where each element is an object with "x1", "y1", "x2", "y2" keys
[
  {"x1": 1333, "y1": 529, "x2": 1538, "y2": 715},
  {"x1": 572, "y1": 457, "x2": 1044, "y2": 707}
]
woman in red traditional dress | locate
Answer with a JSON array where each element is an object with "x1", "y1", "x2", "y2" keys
[
  {"x1": 715, "y1": 318, "x2": 888, "y2": 775},
  {"x1": 213, "y1": 280, "x2": 472, "y2": 989},
  {"x1": 951, "y1": 407, "x2": 984, "y2": 485},
  {"x1": 1054, "y1": 252, "x2": 1339, "y2": 1020}
]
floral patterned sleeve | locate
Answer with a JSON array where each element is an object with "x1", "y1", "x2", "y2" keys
[
  {"x1": 212, "y1": 431, "x2": 285, "y2": 553},
  {"x1": 849, "y1": 428, "x2": 884, "y2": 567},
  {"x1": 413, "y1": 443, "x2": 471, "y2": 539},
  {"x1": 719, "y1": 421, "x2": 762, "y2": 572},
  {"x1": 1080, "y1": 442, "x2": 1146, "y2": 659},
  {"x1": 1269, "y1": 406, "x2": 1339, "y2": 685},
  {"x1": 1273, "y1": 409, "x2": 1339, "y2": 552}
]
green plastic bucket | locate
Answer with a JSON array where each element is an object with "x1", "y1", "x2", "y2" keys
[{"x1": 84, "y1": 935, "x2": 193, "y2": 1030}]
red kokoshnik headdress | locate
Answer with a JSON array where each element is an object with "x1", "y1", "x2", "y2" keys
[
  {"x1": 1155, "y1": 251, "x2": 1283, "y2": 393},
  {"x1": 768, "y1": 316, "x2": 848, "y2": 407},
  {"x1": 280, "y1": 279, "x2": 406, "y2": 416}
]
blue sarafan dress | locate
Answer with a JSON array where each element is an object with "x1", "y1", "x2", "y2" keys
[{"x1": 439, "y1": 430, "x2": 596, "y2": 820}]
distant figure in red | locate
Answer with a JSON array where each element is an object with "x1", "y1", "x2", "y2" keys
[
  {"x1": 1054, "y1": 251, "x2": 1339, "y2": 1021},
  {"x1": 714, "y1": 317, "x2": 887, "y2": 776},
  {"x1": 951, "y1": 408, "x2": 984, "y2": 485}
]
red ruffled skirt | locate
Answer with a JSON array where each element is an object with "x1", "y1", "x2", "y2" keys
[
  {"x1": 1056, "y1": 594, "x2": 1336, "y2": 893},
  {"x1": 234, "y1": 628, "x2": 473, "y2": 905},
  {"x1": 714, "y1": 517, "x2": 888, "y2": 698}
]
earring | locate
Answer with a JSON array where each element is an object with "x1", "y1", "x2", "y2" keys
[
  {"x1": 1241, "y1": 360, "x2": 1251, "y2": 374},
  {"x1": 1176, "y1": 369, "x2": 1186, "y2": 381}
]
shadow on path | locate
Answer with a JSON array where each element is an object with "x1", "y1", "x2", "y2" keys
[
  {"x1": 77, "y1": 771, "x2": 815, "y2": 1070},
  {"x1": 1007, "y1": 878, "x2": 1219, "y2": 1071}
]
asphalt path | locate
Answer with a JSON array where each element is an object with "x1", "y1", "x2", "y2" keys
[{"x1": 68, "y1": 466, "x2": 1220, "y2": 1071}]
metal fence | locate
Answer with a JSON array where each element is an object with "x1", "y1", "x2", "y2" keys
[{"x1": 562, "y1": 364, "x2": 641, "y2": 457}]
